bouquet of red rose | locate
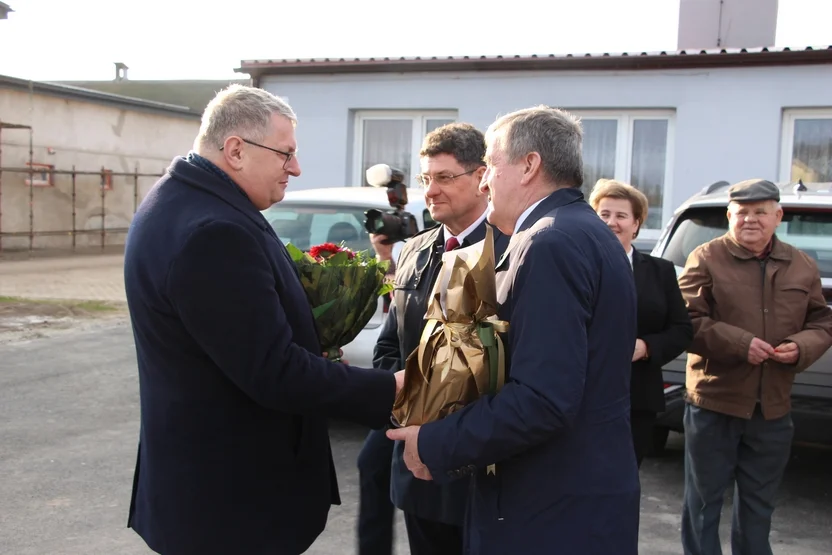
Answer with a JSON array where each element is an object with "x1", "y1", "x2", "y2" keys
[{"x1": 285, "y1": 241, "x2": 394, "y2": 361}]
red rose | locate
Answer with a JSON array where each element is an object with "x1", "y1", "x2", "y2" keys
[{"x1": 309, "y1": 242, "x2": 355, "y2": 260}]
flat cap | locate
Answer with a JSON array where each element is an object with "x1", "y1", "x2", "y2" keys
[{"x1": 727, "y1": 178, "x2": 780, "y2": 203}]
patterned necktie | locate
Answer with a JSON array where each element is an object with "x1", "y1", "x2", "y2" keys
[{"x1": 444, "y1": 237, "x2": 460, "y2": 251}]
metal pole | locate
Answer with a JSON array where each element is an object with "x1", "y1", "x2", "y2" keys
[
  {"x1": 29, "y1": 127, "x2": 34, "y2": 251},
  {"x1": 100, "y1": 166, "x2": 106, "y2": 250},
  {"x1": 71, "y1": 165, "x2": 77, "y2": 250},
  {"x1": 133, "y1": 163, "x2": 139, "y2": 214},
  {"x1": 0, "y1": 124, "x2": 4, "y2": 253}
]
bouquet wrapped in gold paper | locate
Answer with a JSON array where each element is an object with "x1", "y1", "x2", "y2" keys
[{"x1": 391, "y1": 226, "x2": 509, "y2": 427}]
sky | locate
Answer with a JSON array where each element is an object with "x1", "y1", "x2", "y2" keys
[{"x1": 0, "y1": 0, "x2": 829, "y2": 81}]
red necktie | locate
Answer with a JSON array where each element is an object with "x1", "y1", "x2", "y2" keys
[{"x1": 444, "y1": 237, "x2": 460, "y2": 251}]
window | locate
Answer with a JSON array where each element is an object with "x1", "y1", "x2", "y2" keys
[
  {"x1": 781, "y1": 109, "x2": 832, "y2": 183},
  {"x1": 353, "y1": 111, "x2": 457, "y2": 187},
  {"x1": 660, "y1": 205, "x2": 832, "y2": 281},
  {"x1": 101, "y1": 169, "x2": 113, "y2": 191},
  {"x1": 261, "y1": 203, "x2": 372, "y2": 253},
  {"x1": 577, "y1": 111, "x2": 675, "y2": 233},
  {"x1": 24, "y1": 162, "x2": 55, "y2": 187}
]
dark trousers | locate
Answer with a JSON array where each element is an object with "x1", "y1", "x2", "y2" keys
[
  {"x1": 681, "y1": 403, "x2": 793, "y2": 555},
  {"x1": 630, "y1": 409, "x2": 656, "y2": 468},
  {"x1": 403, "y1": 512, "x2": 463, "y2": 555},
  {"x1": 357, "y1": 428, "x2": 395, "y2": 555}
]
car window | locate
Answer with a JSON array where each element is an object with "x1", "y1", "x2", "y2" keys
[
  {"x1": 261, "y1": 204, "x2": 372, "y2": 253},
  {"x1": 661, "y1": 206, "x2": 832, "y2": 278}
]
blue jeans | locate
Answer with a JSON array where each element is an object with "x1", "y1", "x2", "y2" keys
[
  {"x1": 681, "y1": 403, "x2": 794, "y2": 555},
  {"x1": 357, "y1": 428, "x2": 395, "y2": 555}
]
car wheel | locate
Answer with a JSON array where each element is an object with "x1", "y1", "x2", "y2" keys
[{"x1": 649, "y1": 425, "x2": 671, "y2": 457}]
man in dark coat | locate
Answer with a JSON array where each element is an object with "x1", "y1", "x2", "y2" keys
[
  {"x1": 356, "y1": 123, "x2": 508, "y2": 555},
  {"x1": 124, "y1": 84, "x2": 401, "y2": 555},
  {"x1": 388, "y1": 106, "x2": 641, "y2": 554}
]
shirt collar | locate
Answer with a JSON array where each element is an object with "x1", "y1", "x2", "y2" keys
[
  {"x1": 627, "y1": 246, "x2": 634, "y2": 268},
  {"x1": 186, "y1": 151, "x2": 250, "y2": 201},
  {"x1": 443, "y1": 209, "x2": 489, "y2": 246},
  {"x1": 513, "y1": 197, "x2": 547, "y2": 235}
]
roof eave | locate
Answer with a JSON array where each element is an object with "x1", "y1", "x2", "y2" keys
[
  {"x1": 0, "y1": 74, "x2": 201, "y2": 119},
  {"x1": 236, "y1": 48, "x2": 832, "y2": 78}
]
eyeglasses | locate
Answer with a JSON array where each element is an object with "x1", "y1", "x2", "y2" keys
[
  {"x1": 415, "y1": 169, "x2": 477, "y2": 188},
  {"x1": 220, "y1": 138, "x2": 296, "y2": 169}
]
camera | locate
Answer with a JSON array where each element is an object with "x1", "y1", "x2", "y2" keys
[{"x1": 363, "y1": 164, "x2": 419, "y2": 245}]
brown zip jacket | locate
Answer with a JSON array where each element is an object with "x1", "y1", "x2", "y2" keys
[{"x1": 678, "y1": 233, "x2": 832, "y2": 420}]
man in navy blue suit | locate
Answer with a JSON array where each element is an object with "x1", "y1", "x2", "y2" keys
[
  {"x1": 388, "y1": 105, "x2": 641, "y2": 554},
  {"x1": 124, "y1": 85, "x2": 403, "y2": 555}
]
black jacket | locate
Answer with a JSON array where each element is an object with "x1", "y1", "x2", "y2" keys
[
  {"x1": 631, "y1": 247, "x2": 693, "y2": 413},
  {"x1": 124, "y1": 157, "x2": 396, "y2": 555},
  {"x1": 374, "y1": 217, "x2": 509, "y2": 525}
]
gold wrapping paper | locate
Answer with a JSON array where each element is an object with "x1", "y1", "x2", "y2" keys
[{"x1": 392, "y1": 226, "x2": 509, "y2": 428}]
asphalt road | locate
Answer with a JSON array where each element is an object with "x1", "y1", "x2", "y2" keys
[{"x1": 1, "y1": 320, "x2": 831, "y2": 555}]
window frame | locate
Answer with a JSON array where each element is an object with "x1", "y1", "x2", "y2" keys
[
  {"x1": 352, "y1": 110, "x2": 458, "y2": 188},
  {"x1": 571, "y1": 109, "x2": 676, "y2": 238},
  {"x1": 23, "y1": 162, "x2": 55, "y2": 187},
  {"x1": 779, "y1": 108, "x2": 832, "y2": 184}
]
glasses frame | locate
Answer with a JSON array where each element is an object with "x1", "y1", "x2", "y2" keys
[
  {"x1": 415, "y1": 168, "x2": 478, "y2": 188},
  {"x1": 220, "y1": 138, "x2": 296, "y2": 169}
]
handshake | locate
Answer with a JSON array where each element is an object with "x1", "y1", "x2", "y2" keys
[{"x1": 389, "y1": 368, "x2": 432, "y2": 481}]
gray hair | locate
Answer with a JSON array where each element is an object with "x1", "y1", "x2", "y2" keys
[
  {"x1": 195, "y1": 84, "x2": 297, "y2": 151},
  {"x1": 487, "y1": 105, "x2": 584, "y2": 188}
]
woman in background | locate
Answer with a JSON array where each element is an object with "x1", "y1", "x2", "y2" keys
[{"x1": 589, "y1": 179, "x2": 693, "y2": 467}]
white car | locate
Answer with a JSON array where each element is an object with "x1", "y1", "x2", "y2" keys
[{"x1": 261, "y1": 186, "x2": 430, "y2": 368}]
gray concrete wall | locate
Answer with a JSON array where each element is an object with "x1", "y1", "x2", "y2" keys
[
  {"x1": 677, "y1": 0, "x2": 779, "y2": 50},
  {"x1": 0, "y1": 88, "x2": 199, "y2": 251}
]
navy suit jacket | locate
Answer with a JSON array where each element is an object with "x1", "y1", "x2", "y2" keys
[
  {"x1": 124, "y1": 156, "x2": 396, "y2": 555},
  {"x1": 418, "y1": 188, "x2": 641, "y2": 555}
]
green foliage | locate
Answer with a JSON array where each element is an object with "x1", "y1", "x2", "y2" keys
[{"x1": 286, "y1": 242, "x2": 393, "y2": 351}]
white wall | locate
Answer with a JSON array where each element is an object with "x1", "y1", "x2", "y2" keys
[{"x1": 261, "y1": 63, "x2": 832, "y2": 227}]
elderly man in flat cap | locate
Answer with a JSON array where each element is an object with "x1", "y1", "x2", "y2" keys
[{"x1": 677, "y1": 178, "x2": 832, "y2": 555}]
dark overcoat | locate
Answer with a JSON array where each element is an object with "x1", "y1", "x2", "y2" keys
[
  {"x1": 418, "y1": 188, "x2": 642, "y2": 554},
  {"x1": 124, "y1": 156, "x2": 396, "y2": 555}
]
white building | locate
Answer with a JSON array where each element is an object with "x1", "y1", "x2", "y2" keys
[{"x1": 235, "y1": 0, "x2": 832, "y2": 243}]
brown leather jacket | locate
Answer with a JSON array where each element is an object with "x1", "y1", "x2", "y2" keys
[{"x1": 678, "y1": 233, "x2": 832, "y2": 420}]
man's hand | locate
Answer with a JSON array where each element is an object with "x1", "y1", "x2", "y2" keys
[
  {"x1": 386, "y1": 425, "x2": 432, "y2": 480},
  {"x1": 370, "y1": 234, "x2": 394, "y2": 262},
  {"x1": 748, "y1": 337, "x2": 776, "y2": 365},
  {"x1": 394, "y1": 369, "x2": 405, "y2": 396},
  {"x1": 772, "y1": 341, "x2": 800, "y2": 365},
  {"x1": 632, "y1": 339, "x2": 649, "y2": 362}
]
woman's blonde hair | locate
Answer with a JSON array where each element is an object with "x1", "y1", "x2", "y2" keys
[{"x1": 588, "y1": 179, "x2": 649, "y2": 238}]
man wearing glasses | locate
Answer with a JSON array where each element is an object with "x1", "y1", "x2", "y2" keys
[
  {"x1": 124, "y1": 85, "x2": 403, "y2": 555},
  {"x1": 357, "y1": 123, "x2": 509, "y2": 555}
]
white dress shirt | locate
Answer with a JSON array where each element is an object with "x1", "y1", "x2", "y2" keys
[
  {"x1": 443, "y1": 209, "x2": 489, "y2": 246},
  {"x1": 513, "y1": 197, "x2": 547, "y2": 235}
]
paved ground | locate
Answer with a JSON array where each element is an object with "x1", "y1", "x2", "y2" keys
[
  {"x1": 0, "y1": 253, "x2": 126, "y2": 302},
  {"x1": 1, "y1": 252, "x2": 831, "y2": 554},
  {"x1": 1, "y1": 318, "x2": 831, "y2": 554}
]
